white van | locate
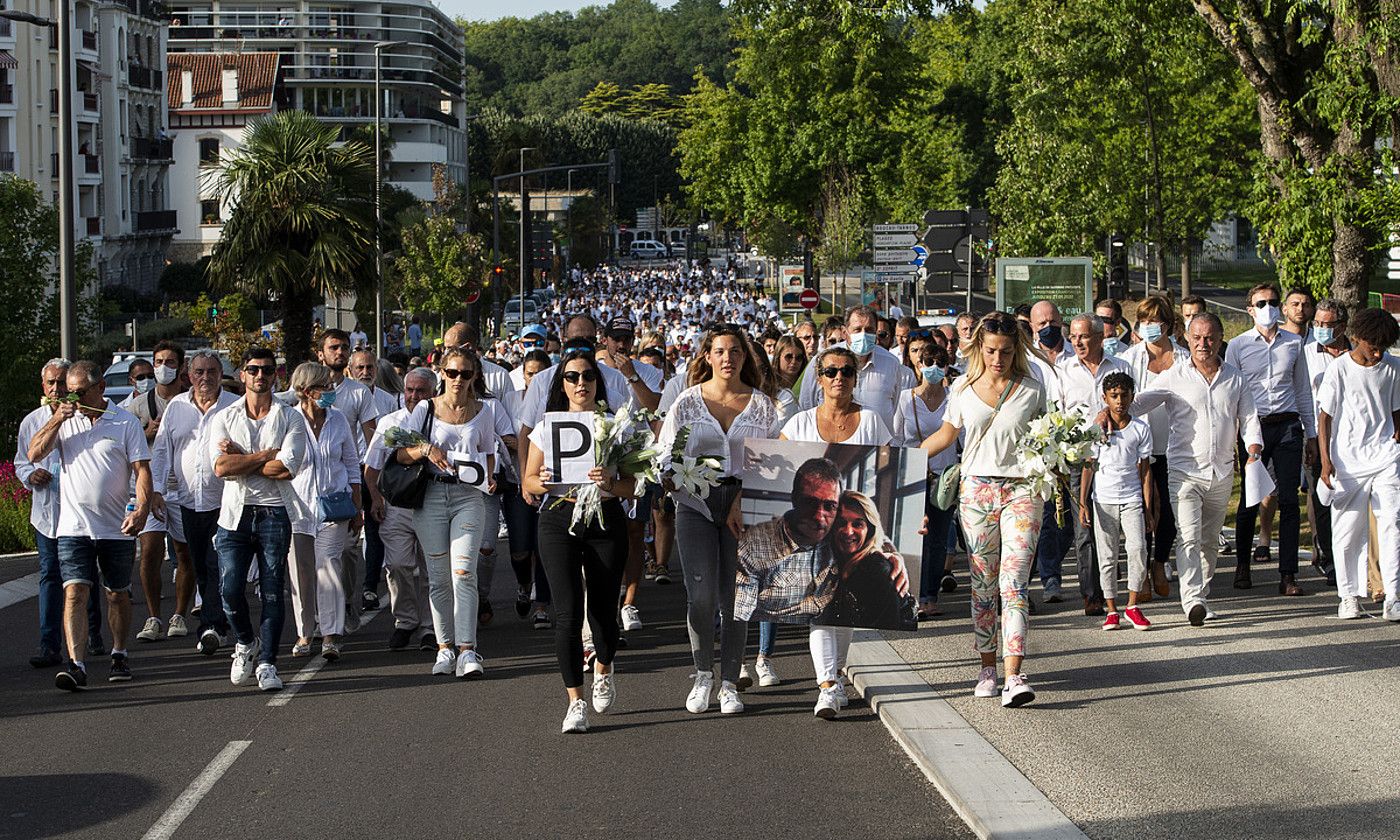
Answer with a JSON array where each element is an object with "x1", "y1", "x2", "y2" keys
[
  {"x1": 504, "y1": 297, "x2": 539, "y2": 332},
  {"x1": 629, "y1": 240, "x2": 668, "y2": 260}
]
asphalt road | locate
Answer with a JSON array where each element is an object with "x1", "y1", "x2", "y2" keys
[{"x1": 0, "y1": 545, "x2": 972, "y2": 840}]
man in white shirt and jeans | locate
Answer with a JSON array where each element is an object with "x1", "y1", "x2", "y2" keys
[
  {"x1": 27, "y1": 360, "x2": 153, "y2": 690},
  {"x1": 210, "y1": 347, "x2": 308, "y2": 692},
  {"x1": 1129, "y1": 314, "x2": 1264, "y2": 626}
]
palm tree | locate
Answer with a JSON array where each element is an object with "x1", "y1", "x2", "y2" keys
[{"x1": 205, "y1": 110, "x2": 376, "y2": 367}]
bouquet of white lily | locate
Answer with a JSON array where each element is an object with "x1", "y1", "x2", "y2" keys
[
  {"x1": 382, "y1": 426, "x2": 429, "y2": 449},
  {"x1": 1017, "y1": 403, "x2": 1104, "y2": 526},
  {"x1": 560, "y1": 401, "x2": 663, "y2": 534},
  {"x1": 666, "y1": 427, "x2": 725, "y2": 500}
]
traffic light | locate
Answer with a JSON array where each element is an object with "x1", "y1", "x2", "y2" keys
[
  {"x1": 1107, "y1": 234, "x2": 1128, "y2": 299},
  {"x1": 489, "y1": 264, "x2": 505, "y2": 286},
  {"x1": 209, "y1": 305, "x2": 220, "y2": 319}
]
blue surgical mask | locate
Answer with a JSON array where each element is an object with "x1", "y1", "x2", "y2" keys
[
  {"x1": 1037, "y1": 323, "x2": 1063, "y2": 348},
  {"x1": 1314, "y1": 326, "x2": 1335, "y2": 346},
  {"x1": 847, "y1": 331, "x2": 876, "y2": 356},
  {"x1": 316, "y1": 390, "x2": 338, "y2": 409},
  {"x1": 920, "y1": 365, "x2": 945, "y2": 385},
  {"x1": 549, "y1": 352, "x2": 562, "y2": 366},
  {"x1": 1103, "y1": 337, "x2": 1122, "y2": 357},
  {"x1": 1137, "y1": 322, "x2": 1163, "y2": 342}
]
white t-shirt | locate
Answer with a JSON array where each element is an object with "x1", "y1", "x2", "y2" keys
[
  {"x1": 1090, "y1": 417, "x2": 1153, "y2": 504},
  {"x1": 892, "y1": 388, "x2": 957, "y2": 474},
  {"x1": 519, "y1": 362, "x2": 632, "y2": 429},
  {"x1": 403, "y1": 399, "x2": 497, "y2": 478},
  {"x1": 943, "y1": 377, "x2": 1047, "y2": 478},
  {"x1": 56, "y1": 402, "x2": 151, "y2": 539},
  {"x1": 1315, "y1": 353, "x2": 1400, "y2": 478},
  {"x1": 780, "y1": 407, "x2": 892, "y2": 446}
]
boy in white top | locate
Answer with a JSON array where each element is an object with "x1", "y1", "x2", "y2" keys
[
  {"x1": 26, "y1": 360, "x2": 152, "y2": 691},
  {"x1": 1315, "y1": 308, "x2": 1400, "y2": 621},
  {"x1": 1079, "y1": 372, "x2": 1155, "y2": 631}
]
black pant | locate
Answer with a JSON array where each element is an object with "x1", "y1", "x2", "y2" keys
[
  {"x1": 537, "y1": 498, "x2": 628, "y2": 689},
  {"x1": 362, "y1": 506, "x2": 384, "y2": 593},
  {"x1": 1235, "y1": 421, "x2": 1303, "y2": 574},
  {"x1": 1147, "y1": 456, "x2": 1177, "y2": 566},
  {"x1": 180, "y1": 506, "x2": 228, "y2": 635}
]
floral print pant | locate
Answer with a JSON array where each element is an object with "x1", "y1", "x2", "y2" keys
[{"x1": 960, "y1": 476, "x2": 1043, "y2": 657}]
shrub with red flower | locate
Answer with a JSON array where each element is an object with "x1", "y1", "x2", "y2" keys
[{"x1": 0, "y1": 460, "x2": 36, "y2": 553}]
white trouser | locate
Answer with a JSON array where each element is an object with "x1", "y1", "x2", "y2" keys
[
  {"x1": 289, "y1": 522, "x2": 349, "y2": 638},
  {"x1": 381, "y1": 505, "x2": 430, "y2": 632},
  {"x1": 1168, "y1": 470, "x2": 1232, "y2": 615},
  {"x1": 809, "y1": 624, "x2": 854, "y2": 685},
  {"x1": 1094, "y1": 499, "x2": 1147, "y2": 601},
  {"x1": 1330, "y1": 470, "x2": 1400, "y2": 600}
]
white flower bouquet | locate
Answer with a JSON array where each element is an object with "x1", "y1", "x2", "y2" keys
[
  {"x1": 382, "y1": 426, "x2": 429, "y2": 449},
  {"x1": 666, "y1": 426, "x2": 725, "y2": 499},
  {"x1": 559, "y1": 401, "x2": 663, "y2": 534},
  {"x1": 1017, "y1": 403, "x2": 1104, "y2": 525}
]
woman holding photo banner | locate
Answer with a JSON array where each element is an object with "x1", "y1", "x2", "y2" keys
[
  {"x1": 779, "y1": 346, "x2": 894, "y2": 719},
  {"x1": 920, "y1": 313, "x2": 1048, "y2": 708},
  {"x1": 657, "y1": 325, "x2": 780, "y2": 716}
]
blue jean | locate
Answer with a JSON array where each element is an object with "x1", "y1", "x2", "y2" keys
[
  {"x1": 501, "y1": 481, "x2": 549, "y2": 604},
  {"x1": 180, "y1": 507, "x2": 229, "y2": 635},
  {"x1": 758, "y1": 621, "x2": 776, "y2": 657},
  {"x1": 57, "y1": 536, "x2": 136, "y2": 591},
  {"x1": 36, "y1": 530, "x2": 102, "y2": 653},
  {"x1": 216, "y1": 506, "x2": 292, "y2": 665}
]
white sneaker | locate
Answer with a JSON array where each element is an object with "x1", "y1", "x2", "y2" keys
[
  {"x1": 1339, "y1": 596, "x2": 1363, "y2": 619},
  {"x1": 973, "y1": 666, "x2": 998, "y2": 698},
  {"x1": 1001, "y1": 673, "x2": 1036, "y2": 708},
  {"x1": 755, "y1": 657, "x2": 781, "y2": 686},
  {"x1": 230, "y1": 640, "x2": 260, "y2": 685},
  {"x1": 834, "y1": 677, "x2": 850, "y2": 708},
  {"x1": 136, "y1": 617, "x2": 163, "y2": 642},
  {"x1": 620, "y1": 605, "x2": 643, "y2": 631},
  {"x1": 1384, "y1": 597, "x2": 1400, "y2": 623},
  {"x1": 718, "y1": 681, "x2": 744, "y2": 714},
  {"x1": 256, "y1": 663, "x2": 283, "y2": 692},
  {"x1": 584, "y1": 671, "x2": 613, "y2": 712},
  {"x1": 431, "y1": 648, "x2": 456, "y2": 676},
  {"x1": 166, "y1": 614, "x2": 189, "y2": 638},
  {"x1": 562, "y1": 698, "x2": 589, "y2": 734},
  {"x1": 685, "y1": 671, "x2": 714, "y2": 713},
  {"x1": 814, "y1": 686, "x2": 842, "y2": 719},
  {"x1": 456, "y1": 649, "x2": 485, "y2": 679},
  {"x1": 737, "y1": 663, "x2": 754, "y2": 691}
]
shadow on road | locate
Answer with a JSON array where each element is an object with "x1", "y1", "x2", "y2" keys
[{"x1": 0, "y1": 773, "x2": 157, "y2": 838}]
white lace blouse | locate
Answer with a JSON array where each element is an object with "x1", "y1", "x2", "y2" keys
[{"x1": 657, "y1": 384, "x2": 782, "y2": 519}]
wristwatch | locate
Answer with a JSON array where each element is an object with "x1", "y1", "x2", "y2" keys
[{"x1": 627, "y1": 373, "x2": 641, "y2": 384}]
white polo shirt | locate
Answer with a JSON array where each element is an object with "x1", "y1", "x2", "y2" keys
[{"x1": 55, "y1": 401, "x2": 150, "y2": 540}]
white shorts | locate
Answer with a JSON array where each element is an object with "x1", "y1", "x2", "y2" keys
[{"x1": 139, "y1": 503, "x2": 185, "y2": 543}]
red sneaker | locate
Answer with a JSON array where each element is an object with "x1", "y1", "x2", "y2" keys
[
  {"x1": 1101, "y1": 612, "x2": 1121, "y2": 631},
  {"x1": 1124, "y1": 607, "x2": 1151, "y2": 630}
]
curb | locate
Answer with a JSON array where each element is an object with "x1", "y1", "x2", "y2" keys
[{"x1": 847, "y1": 630, "x2": 1088, "y2": 840}]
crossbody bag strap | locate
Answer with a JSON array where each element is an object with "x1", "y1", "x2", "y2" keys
[
  {"x1": 961, "y1": 378, "x2": 1017, "y2": 465},
  {"x1": 912, "y1": 390, "x2": 923, "y2": 441}
]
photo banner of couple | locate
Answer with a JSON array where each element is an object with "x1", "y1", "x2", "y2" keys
[{"x1": 735, "y1": 439, "x2": 925, "y2": 632}]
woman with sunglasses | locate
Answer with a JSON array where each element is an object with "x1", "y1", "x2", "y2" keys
[
  {"x1": 523, "y1": 350, "x2": 633, "y2": 733},
  {"x1": 920, "y1": 313, "x2": 1048, "y2": 708},
  {"x1": 894, "y1": 342, "x2": 958, "y2": 620},
  {"x1": 285, "y1": 363, "x2": 361, "y2": 660},
  {"x1": 657, "y1": 326, "x2": 780, "y2": 715},
  {"x1": 395, "y1": 348, "x2": 499, "y2": 679},
  {"x1": 779, "y1": 346, "x2": 895, "y2": 718}
]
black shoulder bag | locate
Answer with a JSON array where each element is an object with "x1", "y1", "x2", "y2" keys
[{"x1": 376, "y1": 399, "x2": 437, "y2": 509}]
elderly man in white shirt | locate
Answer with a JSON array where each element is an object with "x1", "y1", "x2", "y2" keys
[
  {"x1": 1129, "y1": 313, "x2": 1263, "y2": 625},
  {"x1": 150, "y1": 348, "x2": 239, "y2": 656},
  {"x1": 14, "y1": 358, "x2": 105, "y2": 668},
  {"x1": 796, "y1": 305, "x2": 915, "y2": 431},
  {"x1": 1223, "y1": 283, "x2": 1316, "y2": 594},
  {"x1": 210, "y1": 348, "x2": 308, "y2": 692},
  {"x1": 27, "y1": 360, "x2": 153, "y2": 690}
]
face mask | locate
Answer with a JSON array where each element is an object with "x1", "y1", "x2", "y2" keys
[
  {"x1": 1137, "y1": 322, "x2": 1163, "y2": 343},
  {"x1": 920, "y1": 365, "x2": 945, "y2": 385},
  {"x1": 316, "y1": 390, "x2": 338, "y2": 409},
  {"x1": 1103, "y1": 338, "x2": 1122, "y2": 357},
  {"x1": 154, "y1": 365, "x2": 178, "y2": 386},
  {"x1": 549, "y1": 352, "x2": 562, "y2": 366},
  {"x1": 847, "y1": 331, "x2": 876, "y2": 356},
  {"x1": 1037, "y1": 323, "x2": 1063, "y2": 348},
  {"x1": 134, "y1": 377, "x2": 154, "y2": 394},
  {"x1": 1253, "y1": 303, "x2": 1280, "y2": 328},
  {"x1": 1314, "y1": 326, "x2": 1335, "y2": 346}
]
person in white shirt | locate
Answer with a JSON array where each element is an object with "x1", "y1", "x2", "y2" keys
[
  {"x1": 15, "y1": 358, "x2": 104, "y2": 669},
  {"x1": 1224, "y1": 283, "x2": 1315, "y2": 594},
  {"x1": 349, "y1": 323, "x2": 369, "y2": 351},
  {"x1": 496, "y1": 352, "x2": 554, "y2": 628},
  {"x1": 1315, "y1": 308, "x2": 1400, "y2": 622},
  {"x1": 1301, "y1": 299, "x2": 1350, "y2": 585},
  {"x1": 1129, "y1": 313, "x2": 1263, "y2": 625},
  {"x1": 796, "y1": 305, "x2": 915, "y2": 431},
  {"x1": 27, "y1": 360, "x2": 153, "y2": 690},
  {"x1": 149, "y1": 349, "x2": 239, "y2": 655},
  {"x1": 210, "y1": 348, "x2": 309, "y2": 692}
]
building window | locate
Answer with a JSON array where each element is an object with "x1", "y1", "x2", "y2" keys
[
  {"x1": 200, "y1": 199, "x2": 221, "y2": 225},
  {"x1": 199, "y1": 137, "x2": 219, "y2": 166}
]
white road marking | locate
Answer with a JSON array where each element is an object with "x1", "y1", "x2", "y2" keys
[
  {"x1": 140, "y1": 740, "x2": 251, "y2": 840},
  {"x1": 265, "y1": 606, "x2": 383, "y2": 707},
  {"x1": 0, "y1": 572, "x2": 41, "y2": 610}
]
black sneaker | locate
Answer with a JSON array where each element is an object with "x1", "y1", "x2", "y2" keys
[
  {"x1": 361, "y1": 591, "x2": 380, "y2": 613},
  {"x1": 1188, "y1": 603, "x2": 1208, "y2": 626},
  {"x1": 515, "y1": 587, "x2": 531, "y2": 618},
  {"x1": 198, "y1": 628, "x2": 221, "y2": 656},
  {"x1": 55, "y1": 661, "x2": 88, "y2": 692},
  {"x1": 108, "y1": 653, "x2": 133, "y2": 682},
  {"x1": 387, "y1": 627, "x2": 413, "y2": 650},
  {"x1": 418, "y1": 632, "x2": 437, "y2": 651},
  {"x1": 941, "y1": 573, "x2": 957, "y2": 593},
  {"x1": 86, "y1": 637, "x2": 106, "y2": 658},
  {"x1": 29, "y1": 647, "x2": 62, "y2": 669}
]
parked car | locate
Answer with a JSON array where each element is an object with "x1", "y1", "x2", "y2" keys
[
  {"x1": 628, "y1": 240, "x2": 669, "y2": 260},
  {"x1": 503, "y1": 297, "x2": 539, "y2": 332}
]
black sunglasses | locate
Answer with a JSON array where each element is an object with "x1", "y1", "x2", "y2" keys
[
  {"x1": 442, "y1": 368, "x2": 475, "y2": 379},
  {"x1": 1252, "y1": 298, "x2": 1280, "y2": 309},
  {"x1": 132, "y1": 373, "x2": 154, "y2": 382},
  {"x1": 980, "y1": 316, "x2": 1020, "y2": 335},
  {"x1": 243, "y1": 364, "x2": 276, "y2": 376},
  {"x1": 820, "y1": 365, "x2": 856, "y2": 379},
  {"x1": 561, "y1": 370, "x2": 599, "y2": 384}
]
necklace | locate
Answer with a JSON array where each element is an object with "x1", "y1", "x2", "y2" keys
[{"x1": 819, "y1": 405, "x2": 855, "y2": 432}]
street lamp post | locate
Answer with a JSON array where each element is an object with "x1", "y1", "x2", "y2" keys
[
  {"x1": 462, "y1": 113, "x2": 480, "y2": 233},
  {"x1": 2, "y1": 8, "x2": 75, "y2": 359},
  {"x1": 566, "y1": 167, "x2": 577, "y2": 271},
  {"x1": 373, "y1": 40, "x2": 406, "y2": 357},
  {"x1": 517, "y1": 147, "x2": 534, "y2": 314}
]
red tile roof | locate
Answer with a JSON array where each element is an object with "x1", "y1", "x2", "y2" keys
[{"x1": 166, "y1": 52, "x2": 280, "y2": 111}]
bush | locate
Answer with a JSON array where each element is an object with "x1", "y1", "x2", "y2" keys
[{"x1": 0, "y1": 461, "x2": 35, "y2": 554}]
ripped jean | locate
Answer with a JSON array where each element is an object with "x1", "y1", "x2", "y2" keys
[{"x1": 413, "y1": 481, "x2": 486, "y2": 649}]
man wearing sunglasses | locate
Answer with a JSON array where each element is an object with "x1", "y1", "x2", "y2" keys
[
  {"x1": 508, "y1": 324, "x2": 550, "y2": 393},
  {"x1": 208, "y1": 347, "x2": 309, "y2": 692},
  {"x1": 796, "y1": 305, "x2": 915, "y2": 431},
  {"x1": 1224, "y1": 283, "x2": 1316, "y2": 595}
]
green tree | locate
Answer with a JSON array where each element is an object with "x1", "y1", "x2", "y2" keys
[
  {"x1": 204, "y1": 110, "x2": 375, "y2": 367},
  {"x1": 815, "y1": 168, "x2": 869, "y2": 310},
  {"x1": 395, "y1": 166, "x2": 492, "y2": 323}
]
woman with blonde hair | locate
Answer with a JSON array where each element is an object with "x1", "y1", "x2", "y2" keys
[{"x1": 920, "y1": 312, "x2": 1047, "y2": 708}]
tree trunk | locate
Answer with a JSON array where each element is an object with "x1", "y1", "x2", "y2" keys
[
  {"x1": 281, "y1": 281, "x2": 320, "y2": 370},
  {"x1": 1332, "y1": 218, "x2": 1372, "y2": 310},
  {"x1": 1180, "y1": 239, "x2": 1192, "y2": 300}
]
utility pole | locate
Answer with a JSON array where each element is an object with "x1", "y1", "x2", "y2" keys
[
  {"x1": 518, "y1": 147, "x2": 535, "y2": 312},
  {"x1": 373, "y1": 40, "x2": 406, "y2": 357}
]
